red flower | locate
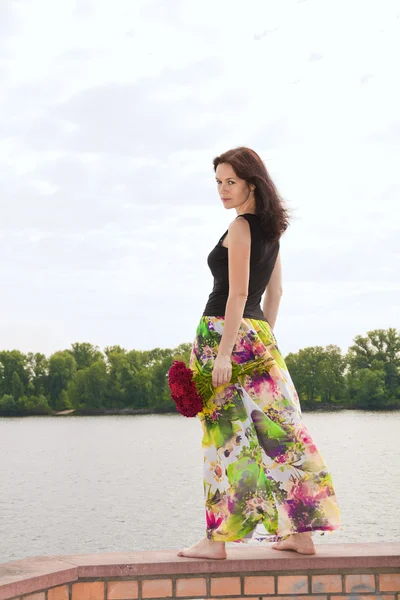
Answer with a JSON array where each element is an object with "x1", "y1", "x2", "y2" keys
[
  {"x1": 206, "y1": 509, "x2": 223, "y2": 531},
  {"x1": 167, "y1": 360, "x2": 203, "y2": 418}
]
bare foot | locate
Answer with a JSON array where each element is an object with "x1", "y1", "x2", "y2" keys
[
  {"x1": 271, "y1": 532, "x2": 316, "y2": 555},
  {"x1": 177, "y1": 537, "x2": 227, "y2": 559}
]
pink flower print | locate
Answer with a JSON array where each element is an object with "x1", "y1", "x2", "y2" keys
[
  {"x1": 299, "y1": 428, "x2": 312, "y2": 444},
  {"x1": 201, "y1": 345, "x2": 216, "y2": 362},
  {"x1": 275, "y1": 452, "x2": 289, "y2": 464},
  {"x1": 232, "y1": 338, "x2": 254, "y2": 363},
  {"x1": 286, "y1": 480, "x2": 321, "y2": 529},
  {"x1": 244, "y1": 496, "x2": 269, "y2": 519},
  {"x1": 298, "y1": 426, "x2": 318, "y2": 453},
  {"x1": 314, "y1": 487, "x2": 330, "y2": 501},
  {"x1": 227, "y1": 495, "x2": 235, "y2": 513},
  {"x1": 266, "y1": 372, "x2": 280, "y2": 396},
  {"x1": 250, "y1": 371, "x2": 280, "y2": 398},
  {"x1": 206, "y1": 509, "x2": 223, "y2": 532},
  {"x1": 291, "y1": 481, "x2": 312, "y2": 502},
  {"x1": 252, "y1": 341, "x2": 266, "y2": 357}
]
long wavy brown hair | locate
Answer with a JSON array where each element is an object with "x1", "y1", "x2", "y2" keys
[{"x1": 213, "y1": 146, "x2": 291, "y2": 242}]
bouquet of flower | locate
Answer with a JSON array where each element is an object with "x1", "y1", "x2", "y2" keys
[
  {"x1": 167, "y1": 354, "x2": 275, "y2": 418},
  {"x1": 167, "y1": 360, "x2": 203, "y2": 417}
]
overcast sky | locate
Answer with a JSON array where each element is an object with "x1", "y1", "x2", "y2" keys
[{"x1": 1, "y1": 0, "x2": 399, "y2": 359}]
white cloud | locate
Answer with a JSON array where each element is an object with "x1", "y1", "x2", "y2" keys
[{"x1": 0, "y1": 0, "x2": 399, "y2": 357}]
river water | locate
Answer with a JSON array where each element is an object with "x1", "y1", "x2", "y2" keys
[{"x1": 0, "y1": 410, "x2": 399, "y2": 563}]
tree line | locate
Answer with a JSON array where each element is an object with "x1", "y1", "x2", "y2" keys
[{"x1": 0, "y1": 328, "x2": 399, "y2": 417}]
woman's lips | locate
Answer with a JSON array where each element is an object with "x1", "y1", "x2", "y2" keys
[{"x1": 222, "y1": 198, "x2": 231, "y2": 201}]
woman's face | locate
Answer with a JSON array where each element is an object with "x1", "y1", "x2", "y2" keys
[{"x1": 215, "y1": 162, "x2": 253, "y2": 211}]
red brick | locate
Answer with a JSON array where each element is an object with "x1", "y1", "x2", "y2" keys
[
  {"x1": 278, "y1": 575, "x2": 308, "y2": 595},
  {"x1": 142, "y1": 579, "x2": 172, "y2": 599},
  {"x1": 379, "y1": 574, "x2": 400, "y2": 592},
  {"x1": 266, "y1": 597, "x2": 326, "y2": 600},
  {"x1": 312, "y1": 574, "x2": 342, "y2": 593},
  {"x1": 345, "y1": 574, "x2": 375, "y2": 593},
  {"x1": 107, "y1": 581, "x2": 139, "y2": 599},
  {"x1": 72, "y1": 582, "x2": 104, "y2": 600},
  {"x1": 335, "y1": 596, "x2": 394, "y2": 600},
  {"x1": 211, "y1": 598, "x2": 325, "y2": 600},
  {"x1": 210, "y1": 577, "x2": 241, "y2": 596},
  {"x1": 24, "y1": 595, "x2": 45, "y2": 600},
  {"x1": 48, "y1": 587, "x2": 69, "y2": 600},
  {"x1": 176, "y1": 577, "x2": 207, "y2": 597},
  {"x1": 244, "y1": 576, "x2": 274, "y2": 594}
]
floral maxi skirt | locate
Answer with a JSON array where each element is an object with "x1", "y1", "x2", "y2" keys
[{"x1": 189, "y1": 316, "x2": 342, "y2": 543}]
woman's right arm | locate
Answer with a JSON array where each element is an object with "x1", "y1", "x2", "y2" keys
[{"x1": 262, "y1": 250, "x2": 283, "y2": 330}]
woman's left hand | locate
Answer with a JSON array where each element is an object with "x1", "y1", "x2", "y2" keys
[{"x1": 212, "y1": 353, "x2": 232, "y2": 388}]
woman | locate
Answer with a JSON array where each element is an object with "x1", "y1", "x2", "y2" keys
[{"x1": 178, "y1": 147, "x2": 341, "y2": 560}]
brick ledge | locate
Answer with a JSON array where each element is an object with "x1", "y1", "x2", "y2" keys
[{"x1": 1, "y1": 543, "x2": 400, "y2": 600}]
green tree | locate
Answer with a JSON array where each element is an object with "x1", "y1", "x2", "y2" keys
[
  {"x1": 1, "y1": 329, "x2": 399, "y2": 417},
  {"x1": 347, "y1": 328, "x2": 400, "y2": 408},
  {"x1": 12, "y1": 372, "x2": 25, "y2": 401},
  {"x1": 0, "y1": 394, "x2": 17, "y2": 415},
  {"x1": 315, "y1": 345, "x2": 347, "y2": 406},
  {"x1": 67, "y1": 360, "x2": 108, "y2": 412},
  {"x1": 148, "y1": 356, "x2": 175, "y2": 412},
  {"x1": 0, "y1": 350, "x2": 29, "y2": 397},
  {"x1": 285, "y1": 346, "x2": 326, "y2": 408},
  {"x1": 47, "y1": 351, "x2": 77, "y2": 410},
  {"x1": 26, "y1": 352, "x2": 49, "y2": 396},
  {"x1": 352, "y1": 369, "x2": 387, "y2": 409},
  {"x1": 104, "y1": 348, "x2": 151, "y2": 409},
  {"x1": 67, "y1": 342, "x2": 105, "y2": 371},
  {"x1": 22, "y1": 394, "x2": 52, "y2": 415}
]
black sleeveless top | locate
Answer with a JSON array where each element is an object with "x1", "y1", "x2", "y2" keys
[{"x1": 202, "y1": 213, "x2": 280, "y2": 321}]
